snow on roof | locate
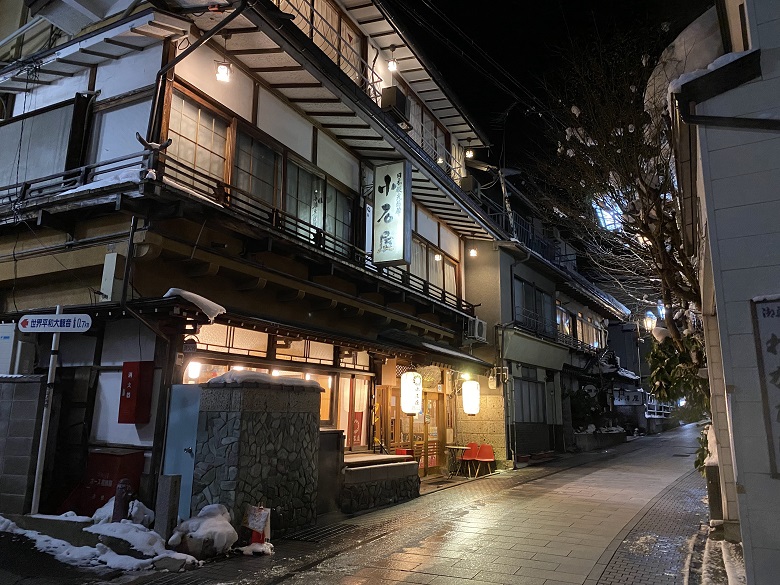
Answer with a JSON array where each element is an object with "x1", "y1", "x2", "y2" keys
[
  {"x1": 207, "y1": 370, "x2": 324, "y2": 389},
  {"x1": 59, "y1": 168, "x2": 141, "y2": 197},
  {"x1": 163, "y1": 288, "x2": 225, "y2": 322},
  {"x1": 668, "y1": 50, "x2": 755, "y2": 95},
  {"x1": 645, "y1": 7, "x2": 723, "y2": 108}
]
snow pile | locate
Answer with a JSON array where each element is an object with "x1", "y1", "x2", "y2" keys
[
  {"x1": 30, "y1": 512, "x2": 92, "y2": 522},
  {"x1": 237, "y1": 542, "x2": 274, "y2": 556},
  {"x1": 704, "y1": 424, "x2": 719, "y2": 466},
  {"x1": 168, "y1": 504, "x2": 238, "y2": 555},
  {"x1": 129, "y1": 500, "x2": 155, "y2": 528},
  {"x1": 85, "y1": 520, "x2": 168, "y2": 557},
  {"x1": 91, "y1": 497, "x2": 154, "y2": 527},
  {"x1": 0, "y1": 513, "x2": 198, "y2": 571},
  {"x1": 207, "y1": 369, "x2": 323, "y2": 388},
  {"x1": 599, "y1": 426, "x2": 626, "y2": 434},
  {"x1": 163, "y1": 288, "x2": 225, "y2": 322},
  {"x1": 59, "y1": 168, "x2": 142, "y2": 197}
]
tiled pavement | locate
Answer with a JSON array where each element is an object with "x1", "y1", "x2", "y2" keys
[{"x1": 1, "y1": 424, "x2": 713, "y2": 585}]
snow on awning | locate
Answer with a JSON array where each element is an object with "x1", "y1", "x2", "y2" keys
[{"x1": 163, "y1": 288, "x2": 225, "y2": 323}]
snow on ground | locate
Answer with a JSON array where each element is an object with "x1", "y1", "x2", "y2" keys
[
  {"x1": 168, "y1": 504, "x2": 238, "y2": 554},
  {"x1": 237, "y1": 542, "x2": 274, "y2": 556},
  {"x1": 0, "y1": 509, "x2": 199, "y2": 572},
  {"x1": 702, "y1": 537, "x2": 746, "y2": 585}
]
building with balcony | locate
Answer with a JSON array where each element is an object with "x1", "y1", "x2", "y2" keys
[
  {"x1": 461, "y1": 164, "x2": 631, "y2": 461},
  {"x1": 0, "y1": 0, "x2": 510, "y2": 522}
]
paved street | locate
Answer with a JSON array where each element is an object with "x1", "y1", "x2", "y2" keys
[
  {"x1": 122, "y1": 423, "x2": 707, "y2": 585},
  {"x1": 0, "y1": 424, "x2": 708, "y2": 585}
]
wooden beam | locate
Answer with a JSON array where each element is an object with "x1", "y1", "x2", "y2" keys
[
  {"x1": 104, "y1": 38, "x2": 146, "y2": 52},
  {"x1": 80, "y1": 48, "x2": 122, "y2": 60},
  {"x1": 229, "y1": 48, "x2": 284, "y2": 56},
  {"x1": 250, "y1": 66, "x2": 304, "y2": 73},
  {"x1": 236, "y1": 276, "x2": 268, "y2": 291},
  {"x1": 278, "y1": 289, "x2": 305, "y2": 302},
  {"x1": 270, "y1": 82, "x2": 322, "y2": 89}
]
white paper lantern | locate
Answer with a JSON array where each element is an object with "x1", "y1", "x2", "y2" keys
[
  {"x1": 462, "y1": 380, "x2": 480, "y2": 415},
  {"x1": 400, "y1": 371, "x2": 423, "y2": 414}
]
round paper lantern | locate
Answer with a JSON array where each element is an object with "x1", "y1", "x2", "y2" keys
[
  {"x1": 462, "y1": 380, "x2": 480, "y2": 415},
  {"x1": 400, "y1": 371, "x2": 423, "y2": 414}
]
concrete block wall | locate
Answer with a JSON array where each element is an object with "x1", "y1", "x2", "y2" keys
[
  {"x1": 0, "y1": 376, "x2": 45, "y2": 514},
  {"x1": 454, "y1": 381, "x2": 507, "y2": 462}
]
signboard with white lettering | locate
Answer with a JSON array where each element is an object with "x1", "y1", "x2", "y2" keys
[
  {"x1": 751, "y1": 297, "x2": 780, "y2": 478},
  {"x1": 19, "y1": 314, "x2": 92, "y2": 333},
  {"x1": 371, "y1": 161, "x2": 412, "y2": 266}
]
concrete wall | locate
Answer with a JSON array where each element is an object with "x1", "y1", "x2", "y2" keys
[
  {"x1": 695, "y1": 4, "x2": 780, "y2": 578},
  {"x1": 0, "y1": 376, "x2": 45, "y2": 514}
]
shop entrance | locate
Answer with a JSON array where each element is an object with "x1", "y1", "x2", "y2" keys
[
  {"x1": 338, "y1": 374, "x2": 370, "y2": 451},
  {"x1": 380, "y1": 386, "x2": 444, "y2": 476}
]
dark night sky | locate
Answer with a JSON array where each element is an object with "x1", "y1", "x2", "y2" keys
[{"x1": 382, "y1": 0, "x2": 713, "y2": 167}]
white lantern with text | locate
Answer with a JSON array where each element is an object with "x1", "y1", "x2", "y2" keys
[
  {"x1": 462, "y1": 380, "x2": 480, "y2": 415},
  {"x1": 400, "y1": 371, "x2": 423, "y2": 415}
]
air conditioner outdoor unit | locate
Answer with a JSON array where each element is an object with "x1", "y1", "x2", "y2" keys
[
  {"x1": 459, "y1": 175, "x2": 481, "y2": 197},
  {"x1": 465, "y1": 317, "x2": 487, "y2": 343},
  {"x1": 381, "y1": 86, "x2": 409, "y2": 125}
]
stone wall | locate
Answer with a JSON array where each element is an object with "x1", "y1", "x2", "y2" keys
[
  {"x1": 191, "y1": 378, "x2": 321, "y2": 536},
  {"x1": 0, "y1": 376, "x2": 45, "y2": 514},
  {"x1": 573, "y1": 432, "x2": 626, "y2": 452},
  {"x1": 340, "y1": 461, "x2": 420, "y2": 514}
]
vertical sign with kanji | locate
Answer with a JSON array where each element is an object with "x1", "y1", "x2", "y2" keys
[
  {"x1": 371, "y1": 161, "x2": 412, "y2": 266},
  {"x1": 751, "y1": 297, "x2": 780, "y2": 478}
]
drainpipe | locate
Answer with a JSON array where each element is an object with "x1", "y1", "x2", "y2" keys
[
  {"x1": 146, "y1": 0, "x2": 249, "y2": 143},
  {"x1": 30, "y1": 305, "x2": 62, "y2": 514}
]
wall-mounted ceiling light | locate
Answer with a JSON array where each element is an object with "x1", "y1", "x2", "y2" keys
[
  {"x1": 187, "y1": 360, "x2": 202, "y2": 380},
  {"x1": 215, "y1": 33, "x2": 232, "y2": 82},
  {"x1": 469, "y1": 247, "x2": 478, "y2": 257},
  {"x1": 434, "y1": 253, "x2": 442, "y2": 262},
  {"x1": 387, "y1": 45, "x2": 398, "y2": 72},
  {"x1": 465, "y1": 138, "x2": 474, "y2": 159}
]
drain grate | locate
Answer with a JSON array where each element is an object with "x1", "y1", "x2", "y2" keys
[{"x1": 281, "y1": 523, "x2": 358, "y2": 543}]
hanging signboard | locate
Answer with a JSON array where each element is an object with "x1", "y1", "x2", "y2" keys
[
  {"x1": 19, "y1": 313, "x2": 92, "y2": 333},
  {"x1": 613, "y1": 390, "x2": 644, "y2": 406},
  {"x1": 371, "y1": 161, "x2": 412, "y2": 266},
  {"x1": 751, "y1": 296, "x2": 780, "y2": 478}
]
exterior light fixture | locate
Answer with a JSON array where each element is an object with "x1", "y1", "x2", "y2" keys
[
  {"x1": 215, "y1": 33, "x2": 232, "y2": 82},
  {"x1": 465, "y1": 138, "x2": 474, "y2": 159},
  {"x1": 187, "y1": 361, "x2": 202, "y2": 380},
  {"x1": 232, "y1": 365, "x2": 244, "y2": 371},
  {"x1": 272, "y1": 369, "x2": 281, "y2": 377},
  {"x1": 387, "y1": 45, "x2": 398, "y2": 72},
  {"x1": 469, "y1": 247, "x2": 477, "y2": 257},
  {"x1": 643, "y1": 310, "x2": 657, "y2": 332},
  {"x1": 400, "y1": 371, "x2": 422, "y2": 415},
  {"x1": 434, "y1": 253, "x2": 442, "y2": 262},
  {"x1": 462, "y1": 380, "x2": 480, "y2": 415},
  {"x1": 215, "y1": 61, "x2": 231, "y2": 82}
]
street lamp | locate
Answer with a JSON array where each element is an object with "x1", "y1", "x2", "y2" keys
[{"x1": 643, "y1": 310, "x2": 657, "y2": 332}]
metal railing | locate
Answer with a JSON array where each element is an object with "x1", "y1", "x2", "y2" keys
[
  {"x1": 0, "y1": 150, "x2": 151, "y2": 206},
  {"x1": 276, "y1": 0, "x2": 383, "y2": 103},
  {"x1": 162, "y1": 155, "x2": 476, "y2": 316},
  {"x1": 514, "y1": 307, "x2": 557, "y2": 340},
  {"x1": 274, "y1": 1, "x2": 467, "y2": 183}
]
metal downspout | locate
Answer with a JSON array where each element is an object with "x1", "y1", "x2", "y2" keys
[{"x1": 674, "y1": 93, "x2": 780, "y2": 132}]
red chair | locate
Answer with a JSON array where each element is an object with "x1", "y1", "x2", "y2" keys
[
  {"x1": 475, "y1": 444, "x2": 495, "y2": 476},
  {"x1": 460, "y1": 442, "x2": 479, "y2": 477}
]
